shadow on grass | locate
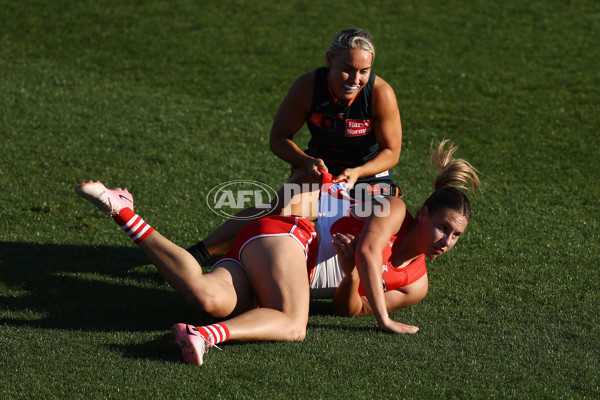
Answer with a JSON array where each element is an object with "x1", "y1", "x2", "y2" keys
[
  {"x1": 0, "y1": 241, "x2": 366, "y2": 362},
  {"x1": 0, "y1": 241, "x2": 215, "y2": 332},
  {"x1": 306, "y1": 321, "x2": 377, "y2": 333},
  {"x1": 0, "y1": 242, "x2": 339, "y2": 327},
  {"x1": 107, "y1": 333, "x2": 182, "y2": 363}
]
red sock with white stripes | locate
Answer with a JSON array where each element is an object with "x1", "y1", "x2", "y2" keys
[
  {"x1": 195, "y1": 323, "x2": 230, "y2": 347},
  {"x1": 112, "y1": 208, "x2": 155, "y2": 244}
]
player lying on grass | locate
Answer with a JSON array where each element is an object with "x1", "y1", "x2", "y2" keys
[{"x1": 75, "y1": 140, "x2": 480, "y2": 366}]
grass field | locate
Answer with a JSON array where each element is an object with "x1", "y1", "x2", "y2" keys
[{"x1": 1, "y1": 0, "x2": 599, "y2": 398}]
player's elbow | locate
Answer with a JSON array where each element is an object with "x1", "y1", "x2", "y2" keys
[
  {"x1": 356, "y1": 243, "x2": 380, "y2": 266},
  {"x1": 269, "y1": 134, "x2": 288, "y2": 155},
  {"x1": 398, "y1": 280, "x2": 429, "y2": 310},
  {"x1": 269, "y1": 137, "x2": 280, "y2": 155},
  {"x1": 383, "y1": 146, "x2": 401, "y2": 166},
  {"x1": 412, "y1": 276, "x2": 429, "y2": 305},
  {"x1": 411, "y1": 286, "x2": 428, "y2": 306}
]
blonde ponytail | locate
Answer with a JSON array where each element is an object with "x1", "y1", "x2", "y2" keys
[
  {"x1": 423, "y1": 140, "x2": 481, "y2": 220},
  {"x1": 430, "y1": 139, "x2": 481, "y2": 193}
]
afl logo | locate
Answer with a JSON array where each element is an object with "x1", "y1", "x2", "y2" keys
[{"x1": 206, "y1": 180, "x2": 279, "y2": 220}]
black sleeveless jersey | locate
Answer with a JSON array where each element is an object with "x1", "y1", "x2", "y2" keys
[{"x1": 305, "y1": 67, "x2": 395, "y2": 188}]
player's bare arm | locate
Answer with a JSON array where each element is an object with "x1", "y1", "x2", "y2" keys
[{"x1": 269, "y1": 71, "x2": 326, "y2": 174}]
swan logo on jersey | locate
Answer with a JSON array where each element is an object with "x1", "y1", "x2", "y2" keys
[
  {"x1": 206, "y1": 180, "x2": 279, "y2": 220},
  {"x1": 345, "y1": 119, "x2": 371, "y2": 137},
  {"x1": 327, "y1": 182, "x2": 347, "y2": 195}
]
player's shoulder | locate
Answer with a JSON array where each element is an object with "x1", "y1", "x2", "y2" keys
[
  {"x1": 294, "y1": 69, "x2": 318, "y2": 86},
  {"x1": 372, "y1": 74, "x2": 399, "y2": 115},
  {"x1": 356, "y1": 196, "x2": 406, "y2": 224},
  {"x1": 373, "y1": 74, "x2": 396, "y2": 96},
  {"x1": 387, "y1": 195, "x2": 406, "y2": 210},
  {"x1": 288, "y1": 69, "x2": 317, "y2": 98},
  {"x1": 383, "y1": 196, "x2": 408, "y2": 224}
]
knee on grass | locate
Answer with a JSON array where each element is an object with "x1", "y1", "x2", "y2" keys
[{"x1": 281, "y1": 320, "x2": 307, "y2": 342}]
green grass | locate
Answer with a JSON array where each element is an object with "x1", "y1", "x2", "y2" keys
[{"x1": 1, "y1": 0, "x2": 599, "y2": 398}]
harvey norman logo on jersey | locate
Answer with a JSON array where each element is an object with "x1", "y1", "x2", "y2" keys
[{"x1": 345, "y1": 119, "x2": 372, "y2": 137}]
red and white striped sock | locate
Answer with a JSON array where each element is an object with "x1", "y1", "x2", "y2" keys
[
  {"x1": 112, "y1": 208, "x2": 155, "y2": 244},
  {"x1": 195, "y1": 323, "x2": 230, "y2": 347}
]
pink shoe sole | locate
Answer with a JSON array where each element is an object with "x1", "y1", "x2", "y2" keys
[{"x1": 76, "y1": 181, "x2": 134, "y2": 215}]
